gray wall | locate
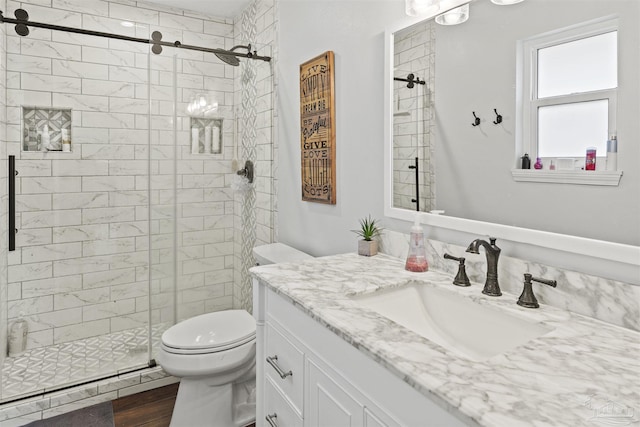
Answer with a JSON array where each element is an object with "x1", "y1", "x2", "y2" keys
[
  {"x1": 276, "y1": 0, "x2": 638, "y2": 283},
  {"x1": 434, "y1": 0, "x2": 640, "y2": 245},
  {"x1": 278, "y1": 1, "x2": 399, "y2": 256}
]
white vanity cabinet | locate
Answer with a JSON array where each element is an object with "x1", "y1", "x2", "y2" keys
[{"x1": 253, "y1": 279, "x2": 470, "y2": 427}]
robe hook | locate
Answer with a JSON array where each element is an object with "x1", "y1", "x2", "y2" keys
[
  {"x1": 471, "y1": 112, "x2": 481, "y2": 127},
  {"x1": 493, "y1": 109, "x2": 503, "y2": 125}
]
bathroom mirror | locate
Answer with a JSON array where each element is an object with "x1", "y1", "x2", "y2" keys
[{"x1": 384, "y1": 0, "x2": 640, "y2": 262}]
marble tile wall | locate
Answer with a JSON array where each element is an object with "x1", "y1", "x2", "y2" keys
[
  {"x1": 393, "y1": 21, "x2": 436, "y2": 212},
  {"x1": 379, "y1": 229, "x2": 640, "y2": 332},
  {"x1": 4, "y1": 0, "x2": 240, "y2": 354},
  {"x1": 232, "y1": 0, "x2": 276, "y2": 311}
]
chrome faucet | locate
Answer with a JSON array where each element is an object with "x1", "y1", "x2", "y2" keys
[{"x1": 466, "y1": 237, "x2": 501, "y2": 296}]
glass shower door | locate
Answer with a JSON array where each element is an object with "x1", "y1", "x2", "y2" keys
[{"x1": 0, "y1": 20, "x2": 175, "y2": 401}]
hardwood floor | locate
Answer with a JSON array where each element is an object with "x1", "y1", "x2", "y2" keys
[
  {"x1": 111, "y1": 383, "x2": 256, "y2": 427},
  {"x1": 113, "y1": 383, "x2": 179, "y2": 427}
]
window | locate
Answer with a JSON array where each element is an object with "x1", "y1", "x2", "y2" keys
[{"x1": 519, "y1": 19, "x2": 618, "y2": 164}]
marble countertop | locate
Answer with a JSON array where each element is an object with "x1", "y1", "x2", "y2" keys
[{"x1": 250, "y1": 253, "x2": 640, "y2": 427}]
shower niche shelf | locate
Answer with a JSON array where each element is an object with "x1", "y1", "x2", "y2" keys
[
  {"x1": 190, "y1": 117, "x2": 223, "y2": 155},
  {"x1": 22, "y1": 106, "x2": 72, "y2": 152}
]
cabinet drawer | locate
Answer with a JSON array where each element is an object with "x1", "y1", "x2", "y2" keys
[
  {"x1": 265, "y1": 321, "x2": 304, "y2": 414},
  {"x1": 265, "y1": 377, "x2": 303, "y2": 427}
]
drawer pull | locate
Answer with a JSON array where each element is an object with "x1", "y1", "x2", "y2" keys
[
  {"x1": 265, "y1": 413, "x2": 279, "y2": 427},
  {"x1": 266, "y1": 355, "x2": 293, "y2": 379}
]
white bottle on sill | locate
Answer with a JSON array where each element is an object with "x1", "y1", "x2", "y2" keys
[{"x1": 606, "y1": 134, "x2": 617, "y2": 171}]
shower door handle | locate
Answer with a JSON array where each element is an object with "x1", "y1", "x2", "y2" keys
[{"x1": 8, "y1": 155, "x2": 16, "y2": 251}]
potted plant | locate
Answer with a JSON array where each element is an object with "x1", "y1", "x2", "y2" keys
[{"x1": 352, "y1": 215, "x2": 382, "y2": 256}]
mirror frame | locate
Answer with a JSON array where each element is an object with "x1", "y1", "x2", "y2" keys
[{"x1": 383, "y1": 5, "x2": 640, "y2": 267}]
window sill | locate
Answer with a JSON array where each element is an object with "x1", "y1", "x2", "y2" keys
[{"x1": 511, "y1": 169, "x2": 623, "y2": 186}]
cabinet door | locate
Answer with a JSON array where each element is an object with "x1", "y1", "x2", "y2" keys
[
  {"x1": 265, "y1": 377, "x2": 303, "y2": 427},
  {"x1": 306, "y1": 360, "x2": 363, "y2": 427}
]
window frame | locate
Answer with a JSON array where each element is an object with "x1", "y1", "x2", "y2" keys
[{"x1": 518, "y1": 17, "x2": 618, "y2": 165}]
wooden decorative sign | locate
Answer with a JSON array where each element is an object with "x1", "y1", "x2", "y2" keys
[{"x1": 300, "y1": 51, "x2": 336, "y2": 204}]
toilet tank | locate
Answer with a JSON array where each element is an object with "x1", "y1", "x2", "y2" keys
[{"x1": 253, "y1": 243, "x2": 312, "y2": 266}]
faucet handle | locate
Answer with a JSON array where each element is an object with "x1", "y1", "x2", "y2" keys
[
  {"x1": 517, "y1": 273, "x2": 557, "y2": 308},
  {"x1": 443, "y1": 253, "x2": 471, "y2": 287}
]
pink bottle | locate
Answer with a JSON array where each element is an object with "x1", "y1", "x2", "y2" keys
[
  {"x1": 585, "y1": 147, "x2": 597, "y2": 170},
  {"x1": 405, "y1": 216, "x2": 428, "y2": 272}
]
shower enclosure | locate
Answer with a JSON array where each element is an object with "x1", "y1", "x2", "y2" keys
[{"x1": 0, "y1": 1, "x2": 274, "y2": 403}]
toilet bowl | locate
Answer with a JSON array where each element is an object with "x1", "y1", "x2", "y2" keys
[
  {"x1": 158, "y1": 310, "x2": 257, "y2": 427},
  {"x1": 158, "y1": 243, "x2": 312, "y2": 427}
]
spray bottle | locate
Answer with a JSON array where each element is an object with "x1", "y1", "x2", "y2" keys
[{"x1": 405, "y1": 215, "x2": 428, "y2": 272}]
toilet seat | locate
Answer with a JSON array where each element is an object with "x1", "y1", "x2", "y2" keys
[{"x1": 161, "y1": 310, "x2": 256, "y2": 354}]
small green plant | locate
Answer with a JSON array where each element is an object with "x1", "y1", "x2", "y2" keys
[{"x1": 352, "y1": 215, "x2": 382, "y2": 241}]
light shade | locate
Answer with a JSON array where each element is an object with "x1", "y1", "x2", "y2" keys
[
  {"x1": 435, "y1": 4, "x2": 469, "y2": 25},
  {"x1": 405, "y1": 0, "x2": 441, "y2": 17},
  {"x1": 491, "y1": 0, "x2": 524, "y2": 5}
]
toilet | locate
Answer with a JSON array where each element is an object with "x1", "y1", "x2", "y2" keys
[{"x1": 158, "y1": 243, "x2": 312, "y2": 427}]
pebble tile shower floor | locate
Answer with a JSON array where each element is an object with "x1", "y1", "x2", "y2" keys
[{"x1": 1, "y1": 326, "x2": 164, "y2": 402}]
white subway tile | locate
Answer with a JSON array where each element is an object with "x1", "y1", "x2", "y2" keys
[
  {"x1": 108, "y1": 129, "x2": 149, "y2": 144},
  {"x1": 110, "y1": 311, "x2": 148, "y2": 332},
  {"x1": 52, "y1": 93, "x2": 109, "y2": 112},
  {"x1": 52, "y1": 30, "x2": 109, "y2": 48},
  {"x1": 159, "y1": 13, "x2": 203, "y2": 32},
  {"x1": 52, "y1": 192, "x2": 109, "y2": 210},
  {"x1": 82, "y1": 14, "x2": 136, "y2": 38},
  {"x1": 22, "y1": 242, "x2": 82, "y2": 263},
  {"x1": 21, "y1": 210, "x2": 82, "y2": 229},
  {"x1": 52, "y1": 160, "x2": 109, "y2": 176},
  {"x1": 81, "y1": 111, "x2": 135, "y2": 128},
  {"x1": 81, "y1": 46, "x2": 135, "y2": 67},
  {"x1": 82, "y1": 299, "x2": 135, "y2": 321},
  {"x1": 82, "y1": 79, "x2": 135, "y2": 98},
  {"x1": 81, "y1": 176, "x2": 135, "y2": 191},
  {"x1": 52, "y1": 0, "x2": 109, "y2": 16},
  {"x1": 21, "y1": 177, "x2": 81, "y2": 194},
  {"x1": 110, "y1": 281, "x2": 147, "y2": 300},
  {"x1": 82, "y1": 144, "x2": 136, "y2": 160},
  {"x1": 16, "y1": 194, "x2": 53, "y2": 212},
  {"x1": 109, "y1": 221, "x2": 148, "y2": 238},
  {"x1": 108, "y1": 97, "x2": 148, "y2": 114},
  {"x1": 83, "y1": 267, "x2": 136, "y2": 290},
  {"x1": 109, "y1": 190, "x2": 148, "y2": 207},
  {"x1": 8, "y1": 295, "x2": 54, "y2": 318},
  {"x1": 17, "y1": 229, "x2": 53, "y2": 247},
  {"x1": 53, "y1": 256, "x2": 110, "y2": 276},
  {"x1": 72, "y1": 127, "x2": 109, "y2": 145},
  {"x1": 109, "y1": 2, "x2": 159, "y2": 25},
  {"x1": 54, "y1": 287, "x2": 110, "y2": 310},
  {"x1": 82, "y1": 207, "x2": 136, "y2": 224},
  {"x1": 107, "y1": 161, "x2": 147, "y2": 176},
  {"x1": 53, "y1": 60, "x2": 108, "y2": 80},
  {"x1": 82, "y1": 237, "x2": 136, "y2": 256},
  {"x1": 20, "y1": 39, "x2": 82, "y2": 61},
  {"x1": 7, "y1": 89, "x2": 52, "y2": 106},
  {"x1": 53, "y1": 319, "x2": 110, "y2": 344},
  {"x1": 7, "y1": 54, "x2": 52, "y2": 74},
  {"x1": 8, "y1": 262, "x2": 52, "y2": 283},
  {"x1": 53, "y1": 224, "x2": 110, "y2": 243},
  {"x1": 22, "y1": 4, "x2": 82, "y2": 27}
]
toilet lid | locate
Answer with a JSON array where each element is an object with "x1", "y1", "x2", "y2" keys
[{"x1": 161, "y1": 310, "x2": 256, "y2": 351}]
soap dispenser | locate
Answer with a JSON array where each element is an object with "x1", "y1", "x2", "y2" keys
[{"x1": 405, "y1": 216, "x2": 428, "y2": 272}]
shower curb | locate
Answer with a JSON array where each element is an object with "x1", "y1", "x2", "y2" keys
[{"x1": 0, "y1": 366, "x2": 178, "y2": 426}]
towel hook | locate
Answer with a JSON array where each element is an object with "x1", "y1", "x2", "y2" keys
[
  {"x1": 493, "y1": 108, "x2": 503, "y2": 125},
  {"x1": 471, "y1": 112, "x2": 481, "y2": 127}
]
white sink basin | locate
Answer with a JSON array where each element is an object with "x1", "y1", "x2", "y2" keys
[{"x1": 351, "y1": 283, "x2": 552, "y2": 361}]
